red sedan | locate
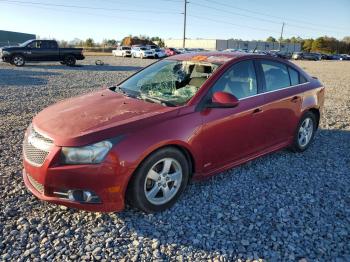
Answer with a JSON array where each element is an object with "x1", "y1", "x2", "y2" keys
[
  {"x1": 23, "y1": 52, "x2": 325, "y2": 213},
  {"x1": 165, "y1": 47, "x2": 180, "y2": 56}
]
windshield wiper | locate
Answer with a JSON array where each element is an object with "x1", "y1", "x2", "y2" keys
[
  {"x1": 113, "y1": 86, "x2": 141, "y2": 99},
  {"x1": 140, "y1": 93, "x2": 176, "y2": 107}
]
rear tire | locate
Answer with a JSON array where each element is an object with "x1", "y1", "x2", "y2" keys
[
  {"x1": 127, "y1": 147, "x2": 190, "y2": 213},
  {"x1": 64, "y1": 55, "x2": 76, "y2": 66},
  {"x1": 12, "y1": 54, "x2": 25, "y2": 67},
  {"x1": 291, "y1": 111, "x2": 317, "y2": 152}
]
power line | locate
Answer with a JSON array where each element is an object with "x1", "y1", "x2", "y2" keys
[
  {"x1": 197, "y1": 0, "x2": 349, "y2": 32},
  {"x1": 190, "y1": 2, "x2": 283, "y2": 25},
  {"x1": 0, "y1": 1, "x2": 178, "y2": 25},
  {"x1": 189, "y1": 14, "x2": 280, "y2": 34},
  {"x1": 0, "y1": 0, "x2": 181, "y2": 14}
]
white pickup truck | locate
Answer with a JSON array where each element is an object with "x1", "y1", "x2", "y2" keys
[{"x1": 112, "y1": 46, "x2": 132, "y2": 57}]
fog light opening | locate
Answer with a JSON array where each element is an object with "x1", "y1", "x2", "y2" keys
[{"x1": 54, "y1": 189, "x2": 101, "y2": 203}]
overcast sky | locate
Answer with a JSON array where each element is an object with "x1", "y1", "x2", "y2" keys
[{"x1": 1, "y1": 0, "x2": 349, "y2": 42}]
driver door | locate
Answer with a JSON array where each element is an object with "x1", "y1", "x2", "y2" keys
[{"x1": 200, "y1": 59, "x2": 265, "y2": 173}]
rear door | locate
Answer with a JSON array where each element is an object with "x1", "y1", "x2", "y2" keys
[
  {"x1": 253, "y1": 59, "x2": 306, "y2": 150},
  {"x1": 40, "y1": 41, "x2": 59, "y2": 61}
]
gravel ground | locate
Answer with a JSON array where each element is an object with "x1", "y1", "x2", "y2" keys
[{"x1": 0, "y1": 56, "x2": 349, "y2": 261}]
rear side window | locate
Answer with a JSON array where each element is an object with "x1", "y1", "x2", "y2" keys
[
  {"x1": 288, "y1": 67, "x2": 299, "y2": 86},
  {"x1": 299, "y1": 74, "x2": 307, "y2": 84},
  {"x1": 288, "y1": 66, "x2": 308, "y2": 85},
  {"x1": 261, "y1": 60, "x2": 290, "y2": 91}
]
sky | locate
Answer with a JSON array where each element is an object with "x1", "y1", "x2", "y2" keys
[{"x1": 0, "y1": 0, "x2": 349, "y2": 43}]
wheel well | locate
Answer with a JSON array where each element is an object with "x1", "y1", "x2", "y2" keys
[
  {"x1": 169, "y1": 145, "x2": 195, "y2": 177},
  {"x1": 137, "y1": 145, "x2": 195, "y2": 178},
  {"x1": 308, "y1": 108, "x2": 320, "y2": 128}
]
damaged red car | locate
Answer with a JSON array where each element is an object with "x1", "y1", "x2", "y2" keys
[{"x1": 23, "y1": 52, "x2": 324, "y2": 213}]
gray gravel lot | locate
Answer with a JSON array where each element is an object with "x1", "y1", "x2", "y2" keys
[{"x1": 0, "y1": 56, "x2": 349, "y2": 261}]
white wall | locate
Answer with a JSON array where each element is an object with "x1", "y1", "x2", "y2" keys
[{"x1": 164, "y1": 39, "x2": 301, "y2": 52}]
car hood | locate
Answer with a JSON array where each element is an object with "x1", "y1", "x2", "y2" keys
[
  {"x1": 1, "y1": 46, "x2": 21, "y2": 51},
  {"x1": 33, "y1": 89, "x2": 178, "y2": 146}
]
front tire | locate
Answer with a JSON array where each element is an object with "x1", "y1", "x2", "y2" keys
[
  {"x1": 127, "y1": 147, "x2": 190, "y2": 213},
  {"x1": 12, "y1": 54, "x2": 25, "y2": 67},
  {"x1": 291, "y1": 111, "x2": 317, "y2": 152}
]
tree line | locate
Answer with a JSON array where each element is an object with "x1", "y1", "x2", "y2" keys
[
  {"x1": 58, "y1": 35, "x2": 350, "y2": 54},
  {"x1": 266, "y1": 36, "x2": 350, "y2": 54}
]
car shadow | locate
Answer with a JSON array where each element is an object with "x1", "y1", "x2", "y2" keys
[
  {"x1": 112, "y1": 128, "x2": 350, "y2": 260},
  {"x1": 0, "y1": 69, "x2": 60, "y2": 86},
  {"x1": 25, "y1": 64, "x2": 143, "y2": 72}
]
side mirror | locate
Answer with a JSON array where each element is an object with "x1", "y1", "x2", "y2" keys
[{"x1": 209, "y1": 91, "x2": 239, "y2": 108}]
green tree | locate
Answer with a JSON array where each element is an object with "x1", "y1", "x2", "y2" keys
[
  {"x1": 303, "y1": 39, "x2": 314, "y2": 52},
  {"x1": 266, "y1": 36, "x2": 277, "y2": 42},
  {"x1": 58, "y1": 40, "x2": 68, "y2": 48},
  {"x1": 85, "y1": 38, "x2": 95, "y2": 47}
]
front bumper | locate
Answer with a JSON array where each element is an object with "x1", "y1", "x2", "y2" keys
[{"x1": 23, "y1": 147, "x2": 127, "y2": 212}]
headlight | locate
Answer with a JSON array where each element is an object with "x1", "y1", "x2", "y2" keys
[{"x1": 61, "y1": 140, "x2": 113, "y2": 164}]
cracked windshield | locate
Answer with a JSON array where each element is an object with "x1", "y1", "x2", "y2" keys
[{"x1": 119, "y1": 60, "x2": 220, "y2": 106}]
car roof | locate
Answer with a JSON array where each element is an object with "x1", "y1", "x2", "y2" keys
[{"x1": 164, "y1": 51, "x2": 253, "y2": 64}]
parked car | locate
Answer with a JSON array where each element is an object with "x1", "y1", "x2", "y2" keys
[
  {"x1": 223, "y1": 49, "x2": 239, "y2": 52},
  {"x1": 23, "y1": 52, "x2": 324, "y2": 213},
  {"x1": 131, "y1": 46, "x2": 154, "y2": 59},
  {"x1": 0, "y1": 39, "x2": 84, "y2": 66},
  {"x1": 292, "y1": 52, "x2": 321, "y2": 61},
  {"x1": 153, "y1": 48, "x2": 166, "y2": 59},
  {"x1": 146, "y1": 45, "x2": 158, "y2": 50},
  {"x1": 332, "y1": 54, "x2": 350, "y2": 60},
  {"x1": 268, "y1": 50, "x2": 291, "y2": 59},
  {"x1": 165, "y1": 48, "x2": 179, "y2": 56},
  {"x1": 112, "y1": 46, "x2": 131, "y2": 57},
  {"x1": 177, "y1": 48, "x2": 194, "y2": 54},
  {"x1": 340, "y1": 54, "x2": 350, "y2": 60},
  {"x1": 292, "y1": 52, "x2": 303, "y2": 60}
]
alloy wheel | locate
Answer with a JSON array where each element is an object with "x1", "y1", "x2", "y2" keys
[
  {"x1": 144, "y1": 158, "x2": 182, "y2": 205},
  {"x1": 298, "y1": 117, "x2": 314, "y2": 147},
  {"x1": 13, "y1": 56, "x2": 24, "y2": 66}
]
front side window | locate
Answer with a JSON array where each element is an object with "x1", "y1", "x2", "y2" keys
[
  {"x1": 27, "y1": 41, "x2": 39, "y2": 48},
  {"x1": 261, "y1": 60, "x2": 290, "y2": 91},
  {"x1": 211, "y1": 60, "x2": 257, "y2": 99},
  {"x1": 118, "y1": 60, "x2": 220, "y2": 106}
]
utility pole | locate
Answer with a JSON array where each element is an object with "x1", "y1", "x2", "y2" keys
[
  {"x1": 279, "y1": 22, "x2": 285, "y2": 51},
  {"x1": 183, "y1": 0, "x2": 188, "y2": 48}
]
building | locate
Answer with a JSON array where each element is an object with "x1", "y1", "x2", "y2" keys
[
  {"x1": 164, "y1": 39, "x2": 301, "y2": 52},
  {"x1": 0, "y1": 30, "x2": 36, "y2": 47}
]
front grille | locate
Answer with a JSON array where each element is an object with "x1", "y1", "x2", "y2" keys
[
  {"x1": 27, "y1": 173, "x2": 44, "y2": 194},
  {"x1": 23, "y1": 125, "x2": 53, "y2": 167}
]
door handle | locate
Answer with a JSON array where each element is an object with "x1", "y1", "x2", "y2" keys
[
  {"x1": 252, "y1": 108, "x2": 263, "y2": 114},
  {"x1": 291, "y1": 96, "x2": 300, "y2": 103}
]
